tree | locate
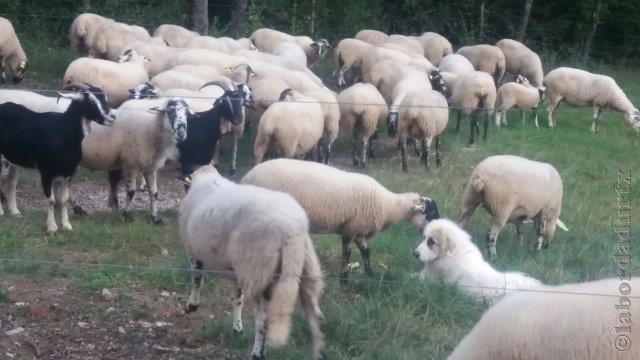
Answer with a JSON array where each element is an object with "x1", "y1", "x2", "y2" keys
[
  {"x1": 229, "y1": 0, "x2": 250, "y2": 38},
  {"x1": 516, "y1": 0, "x2": 534, "y2": 42},
  {"x1": 582, "y1": 0, "x2": 603, "y2": 66},
  {"x1": 192, "y1": 0, "x2": 209, "y2": 35}
]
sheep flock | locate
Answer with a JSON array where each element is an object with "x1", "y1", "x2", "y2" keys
[{"x1": 0, "y1": 13, "x2": 639, "y2": 359}]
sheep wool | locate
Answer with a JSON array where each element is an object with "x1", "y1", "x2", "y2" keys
[
  {"x1": 495, "y1": 38, "x2": 544, "y2": 87},
  {"x1": 152, "y1": 24, "x2": 199, "y2": 47},
  {"x1": 415, "y1": 32, "x2": 453, "y2": 66},
  {"x1": 495, "y1": 77, "x2": 543, "y2": 127},
  {"x1": 0, "y1": 17, "x2": 27, "y2": 83},
  {"x1": 456, "y1": 44, "x2": 506, "y2": 84},
  {"x1": 68, "y1": 13, "x2": 114, "y2": 55},
  {"x1": 355, "y1": 29, "x2": 389, "y2": 45}
]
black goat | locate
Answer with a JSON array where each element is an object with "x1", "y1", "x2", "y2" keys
[{"x1": 0, "y1": 83, "x2": 117, "y2": 232}]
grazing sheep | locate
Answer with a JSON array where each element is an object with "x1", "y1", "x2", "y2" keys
[
  {"x1": 233, "y1": 46, "x2": 324, "y2": 86},
  {"x1": 415, "y1": 32, "x2": 453, "y2": 66},
  {"x1": 389, "y1": 89, "x2": 449, "y2": 172},
  {"x1": 304, "y1": 88, "x2": 340, "y2": 164},
  {"x1": 333, "y1": 38, "x2": 373, "y2": 88},
  {"x1": 495, "y1": 38, "x2": 543, "y2": 87},
  {"x1": 185, "y1": 35, "x2": 255, "y2": 53},
  {"x1": 543, "y1": 67, "x2": 640, "y2": 133},
  {"x1": 0, "y1": 83, "x2": 117, "y2": 232},
  {"x1": 242, "y1": 158, "x2": 440, "y2": 282},
  {"x1": 119, "y1": 40, "x2": 184, "y2": 77},
  {"x1": 80, "y1": 98, "x2": 188, "y2": 223},
  {"x1": 69, "y1": 13, "x2": 114, "y2": 55},
  {"x1": 89, "y1": 21, "x2": 151, "y2": 61},
  {"x1": 181, "y1": 165, "x2": 326, "y2": 360},
  {"x1": 429, "y1": 54, "x2": 476, "y2": 99},
  {"x1": 0, "y1": 17, "x2": 27, "y2": 84},
  {"x1": 449, "y1": 277, "x2": 640, "y2": 360},
  {"x1": 227, "y1": 60, "x2": 323, "y2": 94},
  {"x1": 63, "y1": 49, "x2": 150, "y2": 107},
  {"x1": 450, "y1": 71, "x2": 497, "y2": 145},
  {"x1": 458, "y1": 155, "x2": 567, "y2": 259},
  {"x1": 456, "y1": 44, "x2": 506, "y2": 84},
  {"x1": 360, "y1": 47, "x2": 434, "y2": 89},
  {"x1": 150, "y1": 70, "x2": 207, "y2": 91},
  {"x1": 152, "y1": 24, "x2": 198, "y2": 47},
  {"x1": 413, "y1": 219, "x2": 542, "y2": 304},
  {"x1": 253, "y1": 89, "x2": 324, "y2": 164},
  {"x1": 250, "y1": 28, "x2": 330, "y2": 67},
  {"x1": 355, "y1": 29, "x2": 389, "y2": 45},
  {"x1": 337, "y1": 83, "x2": 387, "y2": 167},
  {"x1": 384, "y1": 34, "x2": 424, "y2": 56},
  {"x1": 495, "y1": 75, "x2": 544, "y2": 128}
]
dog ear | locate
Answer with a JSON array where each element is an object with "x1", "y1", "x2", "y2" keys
[{"x1": 437, "y1": 232, "x2": 458, "y2": 257}]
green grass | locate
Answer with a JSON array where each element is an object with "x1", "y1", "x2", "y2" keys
[{"x1": 1, "y1": 45, "x2": 639, "y2": 358}]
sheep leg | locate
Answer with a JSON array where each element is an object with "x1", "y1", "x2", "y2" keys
[
  {"x1": 251, "y1": 296, "x2": 268, "y2": 360},
  {"x1": 533, "y1": 107, "x2": 539, "y2": 128},
  {"x1": 486, "y1": 217, "x2": 507, "y2": 260},
  {"x1": 412, "y1": 138, "x2": 422, "y2": 157},
  {"x1": 185, "y1": 259, "x2": 204, "y2": 313},
  {"x1": 495, "y1": 110, "x2": 503, "y2": 127},
  {"x1": 547, "y1": 99, "x2": 559, "y2": 127},
  {"x1": 435, "y1": 136, "x2": 442, "y2": 167},
  {"x1": 299, "y1": 273, "x2": 326, "y2": 360},
  {"x1": 468, "y1": 117, "x2": 477, "y2": 146},
  {"x1": 354, "y1": 236, "x2": 373, "y2": 276},
  {"x1": 5, "y1": 164, "x2": 21, "y2": 216},
  {"x1": 482, "y1": 113, "x2": 489, "y2": 142},
  {"x1": 137, "y1": 174, "x2": 146, "y2": 192},
  {"x1": 0, "y1": 59, "x2": 5, "y2": 84},
  {"x1": 367, "y1": 131, "x2": 377, "y2": 158},
  {"x1": 399, "y1": 137, "x2": 408, "y2": 173},
  {"x1": 121, "y1": 171, "x2": 137, "y2": 222},
  {"x1": 455, "y1": 110, "x2": 461, "y2": 132},
  {"x1": 339, "y1": 236, "x2": 352, "y2": 285},
  {"x1": 143, "y1": 171, "x2": 162, "y2": 225},
  {"x1": 229, "y1": 136, "x2": 239, "y2": 175},
  {"x1": 232, "y1": 287, "x2": 244, "y2": 333},
  {"x1": 41, "y1": 173, "x2": 58, "y2": 234},
  {"x1": 351, "y1": 139, "x2": 359, "y2": 166},
  {"x1": 458, "y1": 189, "x2": 481, "y2": 229},
  {"x1": 323, "y1": 142, "x2": 331, "y2": 164},
  {"x1": 516, "y1": 221, "x2": 525, "y2": 245},
  {"x1": 590, "y1": 106, "x2": 602, "y2": 133},
  {"x1": 107, "y1": 170, "x2": 123, "y2": 211},
  {"x1": 59, "y1": 177, "x2": 73, "y2": 231},
  {"x1": 359, "y1": 138, "x2": 367, "y2": 167},
  {"x1": 420, "y1": 139, "x2": 431, "y2": 169}
]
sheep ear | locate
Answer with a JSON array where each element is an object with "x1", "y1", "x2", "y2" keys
[
  {"x1": 57, "y1": 92, "x2": 84, "y2": 101},
  {"x1": 225, "y1": 67, "x2": 232, "y2": 73},
  {"x1": 148, "y1": 106, "x2": 162, "y2": 114}
]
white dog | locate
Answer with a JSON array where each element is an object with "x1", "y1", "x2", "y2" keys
[{"x1": 413, "y1": 219, "x2": 542, "y2": 304}]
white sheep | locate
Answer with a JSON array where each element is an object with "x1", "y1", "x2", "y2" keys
[
  {"x1": 80, "y1": 97, "x2": 189, "y2": 223},
  {"x1": 249, "y1": 28, "x2": 330, "y2": 67},
  {"x1": 63, "y1": 49, "x2": 150, "y2": 107},
  {"x1": 303, "y1": 88, "x2": 340, "y2": 164},
  {"x1": 233, "y1": 47, "x2": 324, "y2": 86},
  {"x1": 414, "y1": 219, "x2": 542, "y2": 304},
  {"x1": 242, "y1": 158, "x2": 439, "y2": 282},
  {"x1": 0, "y1": 17, "x2": 27, "y2": 84},
  {"x1": 355, "y1": 29, "x2": 389, "y2": 45},
  {"x1": 543, "y1": 67, "x2": 640, "y2": 133},
  {"x1": 495, "y1": 75, "x2": 544, "y2": 128},
  {"x1": 180, "y1": 165, "x2": 326, "y2": 359},
  {"x1": 456, "y1": 44, "x2": 506, "y2": 84},
  {"x1": 337, "y1": 83, "x2": 387, "y2": 166},
  {"x1": 495, "y1": 38, "x2": 543, "y2": 87},
  {"x1": 458, "y1": 155, "x2": 567, "y2": 259},
  {"x1": 449, "y1": 71, "x2": 497, "y2": 145},
  {"x1": 68, "y1": 13, "x2": 114, "y2": 55},
  {"x1": 150, "y1": 70, "x2": 207, "y2": 91},
  {"x1": 253, "y1": 89, "x2": 324, "y2": 164},
  {"x1": 152, "y1": 24, "x2": 199, "y2": 47},
  {"x1": 89, "y1": 21, "x2": 151, "y2": 61},
  {"x1": 448, "y1": 277, "x2": 640, "y2": 360},
  {"x1": 171, "y1": 48, "x2": 247, "y2": 75},
  {"x1": 429, "y1": 54, "x2": 476, "y2": 98},
  {"x1": 384, "y1": 34, "x2": 424, "y2": 56},
  {"x1": 119, "y1": 40, "x2": 184, "y2": 77},
  {"x1": 333, "y1": 38, "x2": 374, "y2": 88},
  {"x1": 360, "y1": 47, "x2": 434, "y2": 89},
  {"x1": 415, "y1": 32, "x2": 453, "y2": 66},
  {"x1": 390, "y1": 88, "x2": 449, "y2": 172},
  {"x1": 243, "y1": 76, "x2": 289, "y2": 128},
  {"x1": 185, "y1": 35, "x2": 255, "y2": 53},
  {"x1": 227, "y1": 60, "x2": 323, "y2": 94}
]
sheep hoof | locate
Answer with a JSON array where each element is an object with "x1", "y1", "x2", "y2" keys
[
  {"x1": 151, "y1": 216, "x2": 164, "y2": 226},
  {"x1": 122, "y1": 211, "x2": 134, "y2": 222},
  {"x1": 184, "y1": 303, "x2": 199, "y2": 313},
  {"x1": 72, "y1": 205, "x2": 87, "y2": 216},
  {"x1": 46, "y1": 225, "x2": 58, "y2": 234},
  {"x1": 252, "y1": 354, "x2": 266, "y2": 360}
]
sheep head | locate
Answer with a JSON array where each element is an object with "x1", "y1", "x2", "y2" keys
[
  {"x1": 12, "y1": 61, "x2": 27, "y2": 84},
  {"x1": 386, "y1": 110, "x2": 399, "y2": 136},
  {"x1": 428, "y1": 68, "x2": 446, "y2": 95},
  {"x1": 128, "y1": 82, "x2": 160, "y2": 100},
  {"x1": 628, "y1": 109, "x2": 640, "y2": 134},
  {"x1": 59, "y1": 83, "x2": 117, "y2": 126},
  {"x1": 150, "y1": 98, "x2": 190, "y2": 143},
  {"x1": 311, "y1": 39, "x2": 331, "y2": 58}
]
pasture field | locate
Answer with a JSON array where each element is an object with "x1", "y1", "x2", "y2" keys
[{"x1": 1, "y1": 61, "x2": 639, "y2": 359}]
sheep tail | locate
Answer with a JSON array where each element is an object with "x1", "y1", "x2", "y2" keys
[
  {"x1": 267, "y1": 236, "x2": 306, "y2": 347},
  {"x1": 556, "y1": 219, "x2": 569, "y2": 231},
  {"x1": 469, "y1": 174, "x2": 486, "y2": 193}
]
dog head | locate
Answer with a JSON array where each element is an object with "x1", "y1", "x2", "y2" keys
[{"x1": 413, "y1": 219, "x2": 475, "y2": 263}]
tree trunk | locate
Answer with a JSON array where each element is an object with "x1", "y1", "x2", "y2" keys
[
  {"x1": 229, "y1": 0, "x2": 249, "y2": 38},
  {"x1": 192, "y1": 0, "x2": 209, "y2": 35},
  {"x1": 478, "y1": 1, "x2": 485, "y2": 42},
  {"x1": 582, "y1": 0, "x2": 602, "y2": 66},
  {"x1": 310, "y1": 0, "x2": 316, "y2": 36},
  {"x1": 516, "y1": 0, "x2": 534, "y2": 42}
]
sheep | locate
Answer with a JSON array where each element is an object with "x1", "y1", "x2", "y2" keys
[
  {"x1": 495, "y1": 38, "x2": 543, "y2": 87},
  {"x1": 233, "y1": 47, "x2": 324, "y2": 86},
  {"x1": 360, "y1": 47, "x2": 434, "y2": 88},
  {"x1": 458, "y1": 155, "x2": 567, "y2": 259},
  {"x1": 249, "y1": 28, "x2": 330, "y2": 67},
  {"x1": 495, "y1": 75, "x2": 544, "y2": 128},
  {"x1": 227, "y1": 60, "x2": 323, "y2": 94},
  {"x1": 543, "y1": 67, "x2": 640, "y2": 133},
  {"x1": 389, "y1": 89, "x2": 449, "y2": 172},
  {"x1": 63, "y1": 49, "x2": 150, "y2": 107},
  {"x1": 152, "y1": 24, "x2": 198, "y2": 47},
  {"x1": 80, "y1": 97, "x2": 189, "y2": 223},
  {"x1": 180, "y1": 165, "x2": 326, "y2": 359},
  {"x1": 415, "y1": 32, "x2": 453, "y2": 66},
  {"x1": 171, "y1": 48, "x2": 247, "y2": 75},
  {"x1": 0, "y1": 83, "x2": 117, "y2": 232},
  {"x1": 355, "y1": 29, "x2": 389, "y2": 45},
  {"x1": 68, "y1": 13, "x2": 114, "y2": 55},
  {"x1": 253, "y1": 89, "x2": 324, "y2": 164},
  {"x1": 384, "y1": 34, "x2": 424, "y2": 56},
  {"x1": 333, "y1": 38, "x2": 373, "y2": 88},
  {"x1": 448, "y1": 277, "x2": 640, "y2": 360},
  {"x1": 413, "y1": 219, "x2": 542, "y2": 304},
  {"x1": 150, "y1": 70, "x2": 207, "y2": 92},
  {"x1": 449, "y1": 71, "x2": 497, "y2": 145},
  {"x1": 303, "y1": 88, "x2": 340, "y2": 164},
  {"x1": 119, "y1": 40, "x2": 185, "y2": 77},
  {"x1": 0, "y1": 89, "x2": 71, "y2": 113},
  {"x1": 428, "y1": 54, "x2": 476, "y2": 99},
  {"x1": 456, "y1": 44, "x2": 506, "y2": 84},
  {"x1": 242, "y1": 76, "x2": 289, "y2": 128},
  {"x1": 0, "y1": 17, "x2": 27, "y2": 84},
  {"x1": 271, "y1": 41, "x2": 308, "y2": 67},
  {"x1": 185, "y1": 35, "x2": 255, "y2": 53},
  {"x1": 89, "y1": 21, "x2": 151, "y2": 61},
  {"x1": 337, "y1": 83, "x2": 387, "y2": 167},
  {"x1": 242, "y1": 158, "x2": 440, "y2": 282}
]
